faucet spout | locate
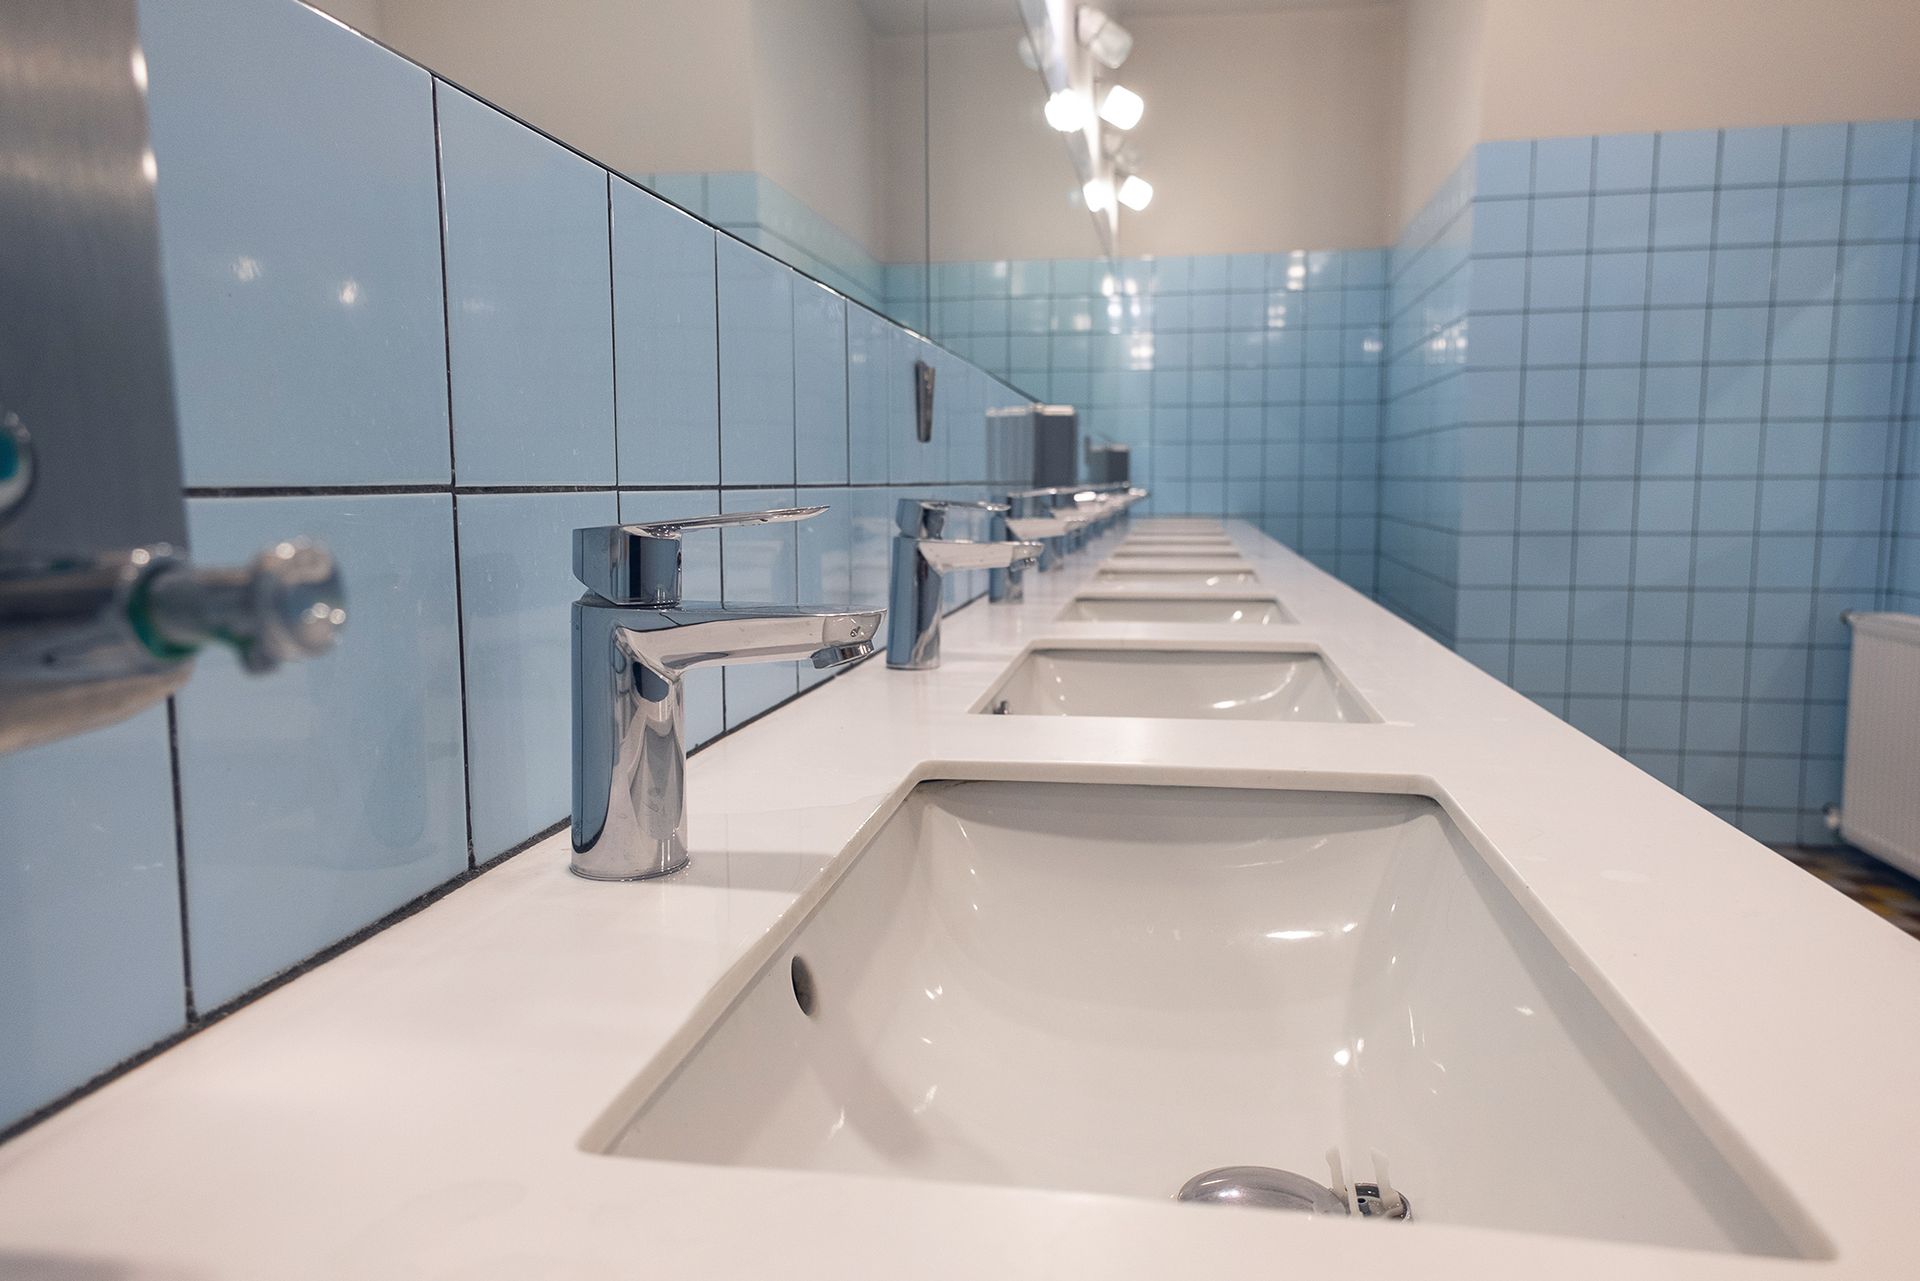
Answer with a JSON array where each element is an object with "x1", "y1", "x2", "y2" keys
[
  {"x1": 619, "y1": 602, "x2": 881, "y2": 674},
  {"x1": 886, "y1": 530, "x2": 1043, "y2": 671}
]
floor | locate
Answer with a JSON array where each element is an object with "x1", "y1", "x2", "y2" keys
[{"x1": 1780, "y1": 845, "x2": 1920, "y2": 941}]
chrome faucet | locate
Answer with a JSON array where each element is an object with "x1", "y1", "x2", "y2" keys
[
  {"x1": 989, "y1": 491, "x2": 1074, "y2": 601},
  {"x1": 887, "y1": 498, "x2": 1041, "y2": 670},
  {"x1": 570, "y1": 507, "x2": 883, "y2": 881}
]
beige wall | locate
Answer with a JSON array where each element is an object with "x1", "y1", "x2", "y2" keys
[
  {"x1": 314, "y1": 0, "x2": 897, "y2": 258},
  {"x1": 929, "y1": 5, "x2": 1406, "y2": 261},
  {"x1": 369, "y1": 0, "x2": 758, "y2": 176},
  {"x1": 1392, "y1": 0, "x2": 1920, "y2": 232},
  {"x1": 925, "y1": 24, "x2": 1109, "y2": 263},
  {"x1": 306, "y1": 0, "x2": 1920, "y2": 257},
  {"x1": 748, "y1": 0, "x2": 883, "y2": 256},
  {"x1": 1480, "y1": 0, "x2": 1920, "y2": 144},
  {"x1": 1393, "y1": 0, "x2": 1483, "y2": 232}
]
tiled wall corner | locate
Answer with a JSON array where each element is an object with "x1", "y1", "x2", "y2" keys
[
  {"x1": 1437, "y1": 121, "x2": 1920, "y2": 845},
  {"x1": 907, "y1": 249, "x2": 1383, "y2": 596}
]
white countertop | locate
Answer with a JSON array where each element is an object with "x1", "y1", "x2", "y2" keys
[{"x1": 3, "y1": 523, "x2": 1917, "y2": 1279}]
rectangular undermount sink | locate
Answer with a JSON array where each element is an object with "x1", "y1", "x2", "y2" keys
[
  {"x1": 1096, "y1": 564, "x2": 1257, "y2": 588},
  {"x1": 595, "y1": 780, "x2": 1819, "y2": 1258},
  {"x1": 1058, "y1": 595, "x2": 1293, "y2": 625},
  {"x1": 975, "y1": 646, "x2": 1372, "y2": 721}
]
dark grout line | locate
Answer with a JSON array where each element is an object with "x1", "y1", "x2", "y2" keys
[{"x1": 163, "y1": 698, "x2": 197, "y2": 1023}]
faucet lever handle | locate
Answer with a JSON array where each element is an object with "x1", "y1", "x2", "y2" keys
[
  {"x1": 574, "y1": 506, "x2": 825, "y2": 605},
  {"x1": 894, "y1": 497, "x2": 1011, "y2": 538}
]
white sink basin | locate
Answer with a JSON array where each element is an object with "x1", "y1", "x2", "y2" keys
[
  {"x1": 976, "y1": 646, "x2": 1372, "y2": 721},
  {"x1": 1096, "y1": 563, "x2": 1258, "y2": 588},
  {"x1": 597, "y1": 780, "x2": 1814, "y2": 1257},
  {"x1": 1058, "y1": 595, "x2": 1293, "y2": 625}
]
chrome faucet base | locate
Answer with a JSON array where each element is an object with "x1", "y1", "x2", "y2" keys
[{"x1": 572, "y1": 852, "x2": 689, "y2": 882}]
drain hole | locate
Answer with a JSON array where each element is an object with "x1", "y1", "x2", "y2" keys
[{"x1": 790, "y1": 955, "x2": 816, "y2": 1016}]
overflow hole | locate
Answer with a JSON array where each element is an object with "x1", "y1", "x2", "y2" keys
[{"x1": 790, "y1": 955, "x2": 816, "y2": 1016}]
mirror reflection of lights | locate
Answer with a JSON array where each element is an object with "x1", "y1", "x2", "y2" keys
[
  {"x1": 1044, "y1": 89, "x2": 1088, "y2": 132},
  {"x1": 1099, "y1": 84, "x2": 1144, "y2": 130}
]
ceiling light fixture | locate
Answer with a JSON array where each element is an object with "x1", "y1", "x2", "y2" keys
[
  {"x1": 1098, "y1": 84, "x2": 1144, "y2": 130},
  {"x1": 1077, "y1": 6, "x2": 1133, "y2": 70},
  {"x1": 1117, "y1": 173, "x2": 1154, "y2": 211},
  {"x1": 1044, "y1": 89, "x2": 1089, "y2": 132},
  {"x1": 1082, "y1": 177, "x2": 1116, "y2": 213}
]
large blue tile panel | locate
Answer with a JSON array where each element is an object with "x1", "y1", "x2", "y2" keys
[
  {"x1": 456, "y1": 491, "x2": 617, "y2": 859},
  {"x1": 175, "y1": 494, "x2": 468, "y2": 1010},
  {"x1": 617, "y1": 491, "x2": 725, "y2": 748},
  {"x1": 796, "y1": 489, "x2": 856, "y2": 692},
  {"x1": 139, "y1": 0, "x2": 449, "y2": 485},
  {"x1": 0, "y1": 708, "x2": 185, "y2": 1131},
  {"x1": 889, "y1": 327, "x2": 944, "y2": 483},
  {"x1": 717, "y1": 239, "x2": 796, "y2": 485},
  {"x1": 612, "y1": 181, "x2": 720, "y2": 487},
  {"x1": 794, "y1": 280, "x2": 850, "y2": 484},
  {"x1": 847, "y1": 308, "x2": 893, "y2": 484},
  {"x1": 721, "y1": 488, "x2": 800, "y2": 728},
  {"x1": 437, "y1": 87, "x2": 615, "y2": 486}
]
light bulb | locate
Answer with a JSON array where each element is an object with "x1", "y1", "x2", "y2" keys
[
  {"x1": 1044, "y1": 90, "x2": 1088, "y2": 132},
  {"x1": 1099, "y1": 84, "x2": 1144, "y2": 130},
  {"x1": 1082, "y1": 177, "x2": 1116, "y2": 213},
  {"x1": 1077, "y1": 7, "x2": 1133, "y2": 69},
  {"x1": 1117, "y1": 173, "x2": 1154, "y2": 211}
]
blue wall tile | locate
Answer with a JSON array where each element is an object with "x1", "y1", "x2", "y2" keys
[
  {"x1": 795, "y1": 490, "x2": 856, "y2": 691},
  {"x1": 716, "y1": 240, "x2": 797, "y2": 485},
  {"x1": 176, "y1": 494, "x2": 469, "y2": 1009},
  {"x1": 456, "y1": 490, "x2": 617, "y2": 858},
  {"x1": 140, "y1": 0, "x2": 449, "y2": 485},
  {"x1": 720, "y1": 488, "x2": 800, "y2": 727},
  {"x1": 794, "y1": 280, "x2": 850, "y2": 484},
  {"x1": 618, "y1": 490, "x2": 726, "y2": 748},
  {"x1": 0, "y1": 709, "x2": 185, "y2": 1130},
  {"x1": 612, "y1": 180, "x2": 721, "y2": 487},
  {"x1": 438, "y1": 86, "x2": 615, "y2": 486}
]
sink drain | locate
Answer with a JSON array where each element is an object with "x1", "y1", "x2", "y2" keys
[
  {"x1": 1176, "y1": 1167, "x2": 1412, "y2": 1220},
  {"x1": 1176, "y1": 1167, "x2": 1347, "y2": 1215},
  {"x1": 789, "y1": 955, "x2": 816, "y2": 1016}
]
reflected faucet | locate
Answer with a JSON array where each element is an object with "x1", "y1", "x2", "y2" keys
[
  {"x1": 887, "y1": 498, "x2": 1041, "y2": 670},
  {"x1": 571, "y1": 507, "x2": 883, "y2": 880}
]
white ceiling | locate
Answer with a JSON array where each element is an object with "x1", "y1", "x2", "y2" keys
[{"x1": 859, "y1": 0, "x2": 1393, "y2": 36}]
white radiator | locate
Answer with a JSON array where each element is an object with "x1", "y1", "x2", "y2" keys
[{"x1": 1837, "y1": 612, "x2": 1920, "y2": 878}]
